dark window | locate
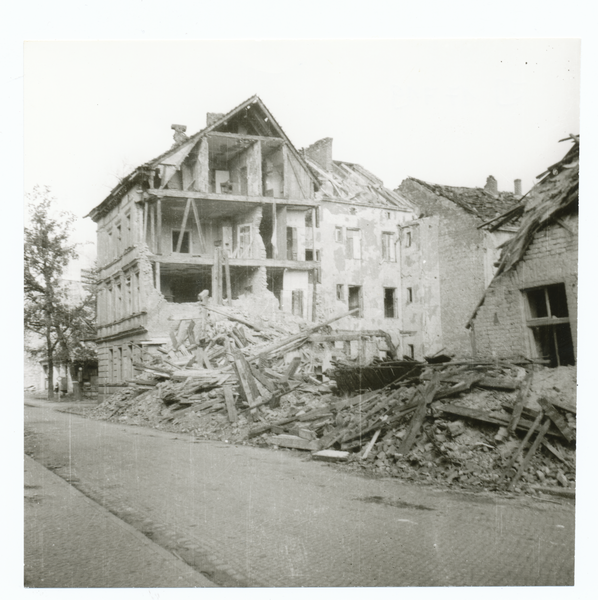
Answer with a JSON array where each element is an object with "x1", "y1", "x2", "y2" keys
[
  {"x1": 408, "y1": 344, "x2": 415, "y2": 359},
  {"x1": 406, "y1": 231, "x2": 412, "y2": 247},
  {"x1": 172, "y1": 230, "x2": 190, "y2": 253},
  {"x1": 524, "y1": 283, "x2": 574, "y2": 367},
  {"x1": 305, "y1": 249, "x2": 314, "y2": 261},
  {"x1": 406, "y1": 287, "x2": 413, "y2": 303},
  {"x1": 384, "y1": 288, "x2": 397, "y2": 318},
  {"x1": 336, "y1": 284, "x2": 345, "y2": 302},
  {"x1": 348, "y1": 286, "x2": 362, "y2": 317}
]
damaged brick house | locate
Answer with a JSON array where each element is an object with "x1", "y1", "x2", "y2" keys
[
  {"x1": 396, "y1": 175, "x2": 521, "y2": 358},
  {"x1": 87, "y1": 96, "x2": 416, "y2": 391},
  {"x1": 466, "y1": 136, "x2": 579, "y2": 366}
]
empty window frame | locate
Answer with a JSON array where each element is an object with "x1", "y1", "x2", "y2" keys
[
  {"x1": 405, "y1": 231, "x2": 412, "y2": 248},
  {"x1": 334, "y1": 226, "x2": 343, "y2": 242},
  {"x1": 406, "y1": 287, "x2": 413, "y2": 303},
  {"x1": 292, "y1": 290, "x2": 304, "y2": 317},
  {"x1": 524, "y1": 283, "x2": 575, "y2": 367},
  {"x1": 348, "y1": 285, "x2": 363, "y2": 317},
  {"x1": 407, "y1": 344, "x2": 415, "y2": 359},
  {"x1": 346, "y1": 229, "x2": 362, "y2": 259},
  {"x1": 336, "y1": 284, "x2": 345, "y2": 302},
  {"x1": 382, "y1": 232, "x2": 396, "y2": 261},
  {"x1": 172, "y1": 230, "x2": 191, "y2": 253},
  {"x1": 286, "y1": 227, "x2": 298, "y2": 260},
  {"x1": 384, "y1": 288, "x2": 398, "y2": 318}
]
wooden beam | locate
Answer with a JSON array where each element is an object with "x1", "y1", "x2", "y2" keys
[
  {"x1": 154, "y1": 261, "x2": 160, "y2": 292},
  {"x1": 190, "y1": 198, "x2": 206, "y2": 253},
  {"x1": 538, "y1": 398, "x2": 575, "y2": 442},
  {"x1": 156, "y1": 199, "x2": 162, "y2": 255},
  {"x1": 223, "y1": 385, "x2": 238, "y2": 423},
  {"x1": 147, "y1": 188, "x2": 318, "y2": 207},
  {"x1": 175, "y1": 198, "x2": 192, "y2": 253},
  {"x1": 150, "y1": 202, "x2": 156, "y2": 252},
  {"x1": 223, "y1": 247, "x2": 232, "y2": 306},
  {"x1": 143, "y1": 201, "x2": 148, "y2": 245},
  {"x1": 508, "y1": 418, "x2": 551, "y2": 491},
  {"x1": 207, "y1": 131, "x2": 284, "y2": 145}
]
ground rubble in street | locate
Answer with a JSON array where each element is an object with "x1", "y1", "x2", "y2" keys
[{"x1": 84, "y1": 303, "x2": 576, "y2": 498}]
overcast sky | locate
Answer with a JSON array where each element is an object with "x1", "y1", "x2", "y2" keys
[{"x1": 24, "y1": 39, "x2": 579, "y2": 273}]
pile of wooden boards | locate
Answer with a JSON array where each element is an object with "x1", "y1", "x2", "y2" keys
[
  {"x1": 124, "y1": 306, "x2": 359, "y2": 424},
  {"x1": 247, "y1": 360, "x2": 576, "y2": 494}
]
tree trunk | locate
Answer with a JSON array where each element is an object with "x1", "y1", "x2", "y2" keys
[{"x1": 45, "y1": 293, "x2": 54, "y2": 400}]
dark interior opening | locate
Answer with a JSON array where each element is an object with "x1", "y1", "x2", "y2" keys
[{"x1": 384, "y1": 288, "x2": 396, "y2": 318}]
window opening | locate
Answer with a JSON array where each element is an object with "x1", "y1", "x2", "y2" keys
[
  {"x1": 346, "y1": 229, "x2": 362, "y2": 259},
  {"x1": 382, "y1": 232, "x2": 396, "y2": 261},
  {"x1": 384, "y1": 288, "x2": 397, "y2": 318},
  {"x1": 406, "y1": 287, "x2": 413, "y2": 303},
  {"x1": 406, "y1": 231, "x2": 412, "y2": 247},
  {"x1": 408, "y1": 344, "x2": 415, "y2": 359},
  {"x1": 336, "y1": 284, "x2": 345, "y2": 302},
  {"x1": 292, "y1": 290, "x2": 304, "y2": 317},
  {"x1": 348, "y1": 286, "x2": 362, "y2": 317},
  {"x1": 286, "y1": 227, "x2": 298, "y2": 260},
  {"x1": 172, "y1": 230, "x2": 191, "y2": 253},
  {"x1": 524, "y1": 283, "x2": 574, "y2": 367},
  {"x1": 334, "y1": 227, "x2": 343, "y2": 242}
]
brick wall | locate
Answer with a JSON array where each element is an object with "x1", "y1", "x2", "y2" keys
[
  {"x1": 398, "y1": 179, "x2": 488, "y2": 357},
  {"x1": 471, "y1": 215, "x2": 578, "y2": 360}
]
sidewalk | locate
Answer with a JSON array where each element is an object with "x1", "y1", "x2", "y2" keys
[{"x1": 24, "y1": 455, "x2": 217, "y2": 588}]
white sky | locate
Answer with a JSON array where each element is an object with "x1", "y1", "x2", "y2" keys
[{"x1": 24, "y1": 39, "x2": 580, "y2": 273}]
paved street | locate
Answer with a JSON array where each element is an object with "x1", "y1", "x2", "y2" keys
[{"x1": 24, "y1": 397, "x2": 575, "y2": 587}]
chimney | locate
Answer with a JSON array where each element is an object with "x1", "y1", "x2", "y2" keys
[
  {"x1": 514, "y1": 179, "x2": 522, "y2": 197},
  {"x1": 484, "y1": 175, "x2": 498, "y2": 196},
  {"x1": 304, "y1": 138, "x2": 333, "y2": 171},
  {"x1": 171, "y1": 124, "x2": 188, "y2": 146},
  {"x1": 207, "y1": 112, "x2": 225, "y2": 127}
]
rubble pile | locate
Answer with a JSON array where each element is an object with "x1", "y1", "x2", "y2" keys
[{"x1": 90, "y1": 306, "x2": 576, "y2": 496}]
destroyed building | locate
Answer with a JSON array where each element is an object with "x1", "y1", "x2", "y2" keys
[
  {"x1": 397, "y1": 175, "x2": 521, "y2": 357},
  {"x1": 467, "y1": 136, "x2": 579, "y2": 366},
  {"x1": 87, "y1": 96, "x2": 417, "y2": 392}
]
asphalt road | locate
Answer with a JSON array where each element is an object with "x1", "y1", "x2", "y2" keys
[{"x1": 24, "y1": 398, "x2": 575, "y2": 587}]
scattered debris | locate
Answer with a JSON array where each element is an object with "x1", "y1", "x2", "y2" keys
[{"x1": 88, "y1": 305, "x2": 576, "y2": 496}]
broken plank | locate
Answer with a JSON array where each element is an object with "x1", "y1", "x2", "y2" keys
[
  {"x1": 281, "y1": 356, "x2": 302, "y2": 382},
  {"x1": 200, "y1": 304, "x2": 265, "y2": 332},
  {"x1": 505, "y1": 412, "x2": 543, "y2": 470},
  {"x1": 476, "y1": 376, "x2": 521, "y2": 391},
  {"x1": 508, "y1": 370, "x2": 533, "y2": 434},
  {"x1": 541, "y1": 439, "x2": 575, "y2": 470},
  {"x1": 246, "y1": 415, "x2": 298, "y2": 439},
  {"x1": 546, "y1": 398, "x2": 576, "y2": 415},
  {"x1": 312, "y1": 450, "x2": 350, "y2": 462},
  {"x1": 530, "y1": 485, "x2": 575, "y2": 499},
  {"x1": 223, "y1": 386, "x2": 238, "y2": 424},
  {"x1": 538, "y1": 398, "x2": 575, "y2": 442},
  {"x1": 249, "y1": 363, "x2": 277, "y2": 393},
  {"x1": 269, "y1": 434, "x2": 319, "y2": 451},
  {"x1": 361, "y1": 429, "x2": 381, "y2": 460},
  {"x1": 508, "y1": 418, "x2": 551, "y2": 491},
  {"x1": 397, "y1": 378, "x2": 441, "y2": 455},
  {"x1": 298, "y1": 407, "x2": 334, "y2": 421}
]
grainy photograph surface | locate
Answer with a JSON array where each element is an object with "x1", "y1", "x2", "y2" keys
[{"x1": 22, "y1": 38, "x2": 581, "y2": 592}]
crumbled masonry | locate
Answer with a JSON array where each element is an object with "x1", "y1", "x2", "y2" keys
[{"x1": 86, "y1": 304, "x2": 576, "y2": 497}]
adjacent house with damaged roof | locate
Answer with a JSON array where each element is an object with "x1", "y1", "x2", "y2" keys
[
  {"x1": 466, "y1": 136, "x2": 578, "y2": 367},
  {"x1": 396, "y1": 175, "x2": 521, "y2": 358},
  {"x1": 87, "y1": 97, "x2": 418, "y2": 392}
]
